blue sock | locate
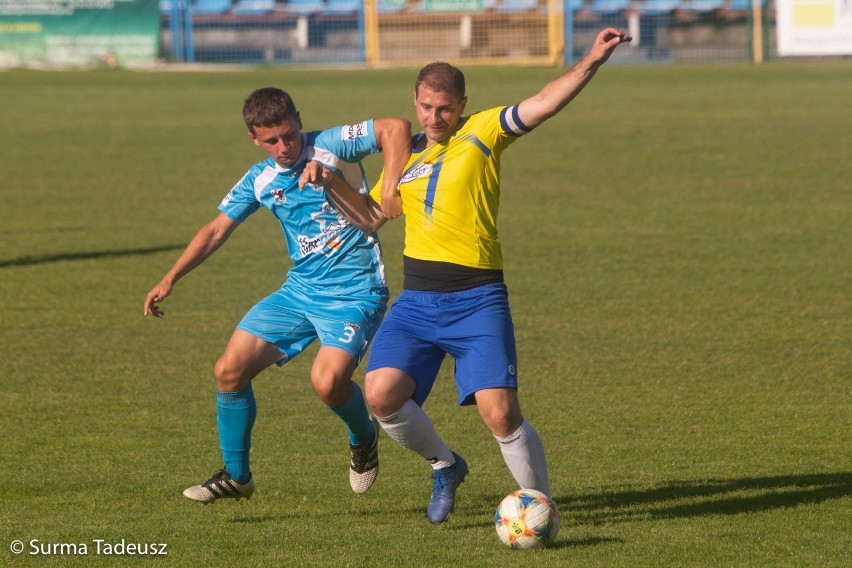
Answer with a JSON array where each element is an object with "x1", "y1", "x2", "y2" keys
[
  {"x1": 329, "y1": 382, "x2": 374, "y2": 446},
  {"x1": 217, "y1": 385, "x2": 256, "y2": 485}
]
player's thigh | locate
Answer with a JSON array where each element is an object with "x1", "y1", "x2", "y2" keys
[
  {"x1": 439, "y1": 284, "x2": 519, "y2": 406},
  {"x1": 366, "y1": 291, "x2": 446, "y2": 407},
  {"x1": 216, "y1": 330, "x2": 284, "y2": 391},
  {"x1": 235, "y1": 287, "x2": 319, "y2": 365}
]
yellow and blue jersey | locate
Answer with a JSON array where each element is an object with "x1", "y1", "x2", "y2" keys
[{"x1": 371, "y1": 105, "x2": 531, "y2": 272}]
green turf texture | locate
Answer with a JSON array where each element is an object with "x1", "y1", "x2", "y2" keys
[{"x1": 1, "y1": 61, "x2": 850, "y2": 566}]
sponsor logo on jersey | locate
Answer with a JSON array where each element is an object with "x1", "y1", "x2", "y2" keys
[
  {"x1": 298, "y1": 233, "x2": 326, "y2": 256},
  {"x1": 343, "y1": 322, "x2": 362, "y2": 331},
  {"x1": 297, "y1": 231, "x2": 344, "y2": 257},
  {"x1": 401, "y1": 162, "x2": 432, "y2": 183},
  {"x1": 341, "y1": 121, "x2": 369, "y2": 141}
]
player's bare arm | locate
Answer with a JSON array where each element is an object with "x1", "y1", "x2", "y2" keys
[
  {"x1": 299, "y1": 161, "x2": 386, "y2": 234},
  {"x1": 373, "y1": 117, "x2": 411, "y2": 219},
  {"x1": 517, "y1": 27, "x2": 631, "y2": 130},
  {"x1": 143, "y1": 213, "x2": 239, "y2": 317}
]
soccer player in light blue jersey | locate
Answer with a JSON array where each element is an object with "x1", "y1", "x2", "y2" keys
[{"x1": 143, "y1": 87, "x2": 410, "y2": 503}]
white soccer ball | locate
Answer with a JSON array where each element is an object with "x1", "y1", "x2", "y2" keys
[{"x1": 494, "y1": 489, "x2": 560, "y2": 549}]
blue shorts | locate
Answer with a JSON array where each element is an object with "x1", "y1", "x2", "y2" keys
[
  {"x1": 237, "y1": 284, "x2": 387, "y2": 366},
  {"x1": 366, "y1": 283, "x2": 518, "y2": 406}
]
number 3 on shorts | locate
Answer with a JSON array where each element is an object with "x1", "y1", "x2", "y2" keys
[{"x1": 338, "y1": 324, "x2": 356, "y2": 344}]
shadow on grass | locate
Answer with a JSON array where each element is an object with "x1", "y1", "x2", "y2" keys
[
  {"x1": 553, "y1": 471, "x2": 852, "y2": 525},
  {"x1": 548, "y1": 536, "x2": 624, "y2": 549},
  {"x1": 223, "y1": 472, "x2": 849, "y2": 550},
  {"x1": 0, "y1": 244, "x2": 184, "y2": 268}
]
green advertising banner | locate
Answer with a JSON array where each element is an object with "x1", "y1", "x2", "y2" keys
[
  {"x1": 0, "y1": 0, "x2": 160, "y2": 67},
  {"x1": 425, "y1": 0, "x2": 484, "y2": 11}
]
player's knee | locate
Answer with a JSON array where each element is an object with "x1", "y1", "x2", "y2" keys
[
  {"x1": 311, "y1": 369, "x2": 351, "y2": 407},
  {"x1": 485, "y1": 413, "x2": 523, "y2": 438},
  {"x1": 477, "y1": 391, "x2": 523, "y2": 436},
  {"x1": 365, "y1": 370, "x2": 412, "y2": 417},
  {"x1": 214, "y1": 357, "x2": 247, "y2": 392}
]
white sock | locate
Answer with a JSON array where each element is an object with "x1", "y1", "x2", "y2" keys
[
  {"x1": 376, "y1": 399, "x2": 455, "y2": 470},
  {"x1": 495, "y1": 420, "x2": 551, "y2": 497}
]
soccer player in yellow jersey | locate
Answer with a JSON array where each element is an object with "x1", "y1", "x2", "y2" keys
[{"x1": 301, "y1": 28, "x2": 631, "y2": 524}]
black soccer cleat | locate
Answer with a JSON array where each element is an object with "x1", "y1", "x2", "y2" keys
[{"x1": 183, "y1": 468, "x2": 255, "y2": 504}]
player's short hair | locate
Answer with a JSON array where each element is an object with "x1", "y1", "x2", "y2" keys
[
  {"x1": 243, "y1": 87, "x2": 298, "y2": 133},
  {"x1": 415, "y1": 62, "x2": 465, "y2": 100}
]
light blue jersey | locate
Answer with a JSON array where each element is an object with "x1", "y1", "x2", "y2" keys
[{"x1": 219, "y1": 120, "x2": 387, "y2": 301}]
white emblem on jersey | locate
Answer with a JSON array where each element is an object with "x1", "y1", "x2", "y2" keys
[
  {"x1": 297, "y1": 202, "x2": 349, "y2": 257},
  {"x1": 341, "y1": 121, "x2": 369, "y2": 141},
  {"x1": 401, "y1": 162, "x2": 432, "y2": 183},
  {"x1": 310, "y1": 201, "x2": 347, "y2": 233}
]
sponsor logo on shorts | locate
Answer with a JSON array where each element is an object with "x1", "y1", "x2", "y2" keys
[{"x1": 508, "y1": 364, "x2": 516, "y2": 376}]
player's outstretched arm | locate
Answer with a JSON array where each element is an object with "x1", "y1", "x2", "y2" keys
[
  {"x1": 517, "y1": 27, "x2": 631, "y2": 130},
  {"x1": 143, "y1": 213, "x2": 239, "y2": 317},
  {"x1": 373, "y1": 117, "x2": 411, "y2": 220},
  {"x1": 300, "y1": 161, "x2": 386, "y2": 234}
]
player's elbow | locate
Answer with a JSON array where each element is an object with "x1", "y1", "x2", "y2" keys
[
  {"x1": 377, "y1": 118, "x2": 412, "y2": 147},
  {"x1": 357, "y1": 215, "x2": 387, "y2": 235}
]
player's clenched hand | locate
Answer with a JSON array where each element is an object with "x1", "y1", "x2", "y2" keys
[
  {"x1": 298, "y1": 160, "x2": 332, "y2": 190},
  {"x1": 380, "y1": 188, "x2": 403, "y2": 219},
  {"x1": 143, "y1": 280, "x2": 172, "y2": 318}
]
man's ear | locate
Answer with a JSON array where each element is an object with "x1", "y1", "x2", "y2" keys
[{"x1": 248, "y1": 129, "x2": 260, "y2": 146}]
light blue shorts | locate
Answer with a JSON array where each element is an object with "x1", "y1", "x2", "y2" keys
[
  {"x1": 237, "y1": 284, "x2": 387, "y2": 366},
  {"x1": 366, "y1": 283, "x2": 518, "y2": 406}
]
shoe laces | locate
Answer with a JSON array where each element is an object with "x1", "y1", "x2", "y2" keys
[
  {"x1": 430, "y1": 465, "x2": 455, "y2": 492},
  {"x1": 351, "y1": 435, "x2": 377, "y2": 468},
  {"x1": 203, "y1": 468, "x2": 230, "y2": 486},
  {"x1": 351, "y1": 443, "x2": 371, "y2": 462}
]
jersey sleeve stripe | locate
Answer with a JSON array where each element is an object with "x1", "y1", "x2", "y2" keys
[
  {"x1": 499, "y1": 105, "x2": 531, "y2": 137},
  {"x1": 470, "y1": 135, "x2": 491, "y2": 157},
  {"x1": 312, "y1": 146, "x2": 341, "y2": 168}
]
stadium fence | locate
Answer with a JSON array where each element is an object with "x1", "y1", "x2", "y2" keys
[{"x1": 161, "y1": 0, "x2": 776, "y2": 65}]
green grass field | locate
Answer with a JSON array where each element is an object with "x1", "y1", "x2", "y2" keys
[{"x1": 1, "y1": 61, "x2": 850, "y2": 566}]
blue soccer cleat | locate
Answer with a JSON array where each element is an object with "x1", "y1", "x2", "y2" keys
[{"x1": 426, "y1": 452, "x2": 468, "y2": 524}]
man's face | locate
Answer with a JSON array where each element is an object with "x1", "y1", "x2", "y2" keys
[
  {"x1": 249, "y1": 115, "x2": 303, "y2": 168},
  {"x1": 414, "y1": 85, "x2": 467, "y2": 146}
]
